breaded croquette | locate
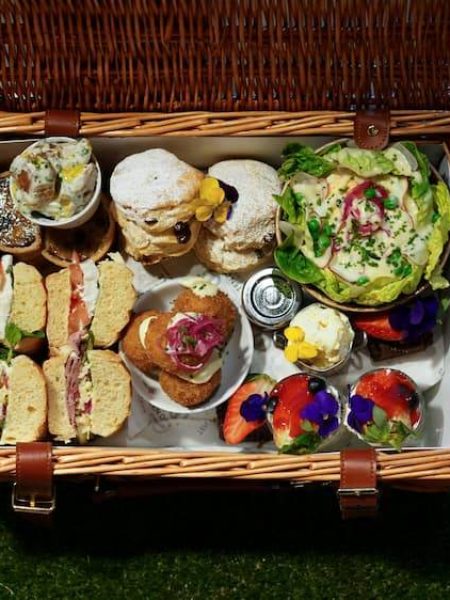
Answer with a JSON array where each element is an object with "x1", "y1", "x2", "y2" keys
[
  {"x1": 173, "y1": 288, "x2": 236, "y2": 339},
  {"x1": 122, "y1": 310, "x2": 160, "y2": 375},
  {"x1": 159, "y1": 369, "x2": 222, "y2": 407}
]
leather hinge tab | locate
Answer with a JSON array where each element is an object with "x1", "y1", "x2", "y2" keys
[
  {"x1": 354, "y1": 109, "x2": 390, "y2": 150},
  {"x1": 338, "y1": 448, "x2": 378, "y2": 519},
  {"x1": 45, "y1": 109, "x2": 80, "y2": 138},
  {"x1": 14, "y1": 442, "x2": 55, "y2": 519}
]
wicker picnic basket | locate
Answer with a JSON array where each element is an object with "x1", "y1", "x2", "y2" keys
[{"x1": 2, "y1": 0, "x2": 450, "y2": 517}]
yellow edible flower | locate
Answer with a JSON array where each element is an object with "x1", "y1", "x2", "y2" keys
[
  {"x1": 193, "y1": 177, "x2": 230, "y2": 223},
  {"x1": 284, "y1": 326, "x2": 305, "y2": 342},
  {"x1": 283, "y1": 326, "x2": 319, "y2": 362}
]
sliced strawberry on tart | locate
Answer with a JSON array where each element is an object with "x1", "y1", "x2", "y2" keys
[{"x1": 223, "y1": 374, "x2": 276, "y2": 444}]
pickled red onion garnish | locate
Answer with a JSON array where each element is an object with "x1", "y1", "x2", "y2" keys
[
  {"x1": 166, "y1": 314, "x2": 225, "y2": 372},
  {"x1": 341, "y1": 181, "x2": 387, "y2": 237}
]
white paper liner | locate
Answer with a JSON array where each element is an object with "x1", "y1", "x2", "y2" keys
[{"x1": 92, "y1": 252, "x2": 446, "y2": 450}]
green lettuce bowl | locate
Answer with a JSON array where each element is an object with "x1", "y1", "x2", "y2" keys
[{"x1": 275, "y1": 139, "x2": 450, "y2": 313}]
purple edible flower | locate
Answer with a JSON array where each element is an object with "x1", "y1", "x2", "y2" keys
[
  {"x1": 388, "y1": 295, "x2": 438, "y2": 341},
  {"x1": 347, "y1": 394, "x2": 375, "y2": 433},
  {"x1": 300, "y1": 389, "x2": 339, "y2": 438},
  {"x1": 240, "y1": 392, "x2": 269, "y2": 422}
]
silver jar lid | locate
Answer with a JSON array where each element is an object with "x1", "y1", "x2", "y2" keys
[{"x1": 241, "y1": 268, "x2": 302, "y2": 329}]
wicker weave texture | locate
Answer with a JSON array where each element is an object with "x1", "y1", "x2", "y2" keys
[
  {"x1": 1, "y1": 0, "x2": 450, "y2": 112},
  {"x1": 0, "y1": 448, "x2": 450, "y2": 486},
  {"x1": 1, "y1": 109, "x2": 450, "y2": 137}
]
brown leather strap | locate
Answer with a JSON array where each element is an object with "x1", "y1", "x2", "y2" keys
[
  {"x1": 354, "y1": 109, "x2": 390, "y2": 150},
  {"x1": 45, "y1": 109, "x2": 80, "y2": 138},
  {"x1": 338, "y1": 448, "x2": 378, "y2": 519},
  {"x1": 14, "y1": 442, "x2": 55, "y2": 523}
]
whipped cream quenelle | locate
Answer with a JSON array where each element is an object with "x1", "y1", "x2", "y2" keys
[{"x1": 289, "y1": 303, "x2": 354, "y2": 369}]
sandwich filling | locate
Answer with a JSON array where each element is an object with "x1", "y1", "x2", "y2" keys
[
  {"x1": 0, "y1": 361, "x2": 10, "y2": 434},
  {"x1": 0, "y1": 255, "x2": 13, "y2": 340},
  {"x1": 68, "y1": 258, "x2": 99, "y2": 335},
  {"x1": 64, "y1": 331, "x2": 94, "y2": 442},
  {"x1": 165, "y1": 312, "x2": 225, "y2": 384}
]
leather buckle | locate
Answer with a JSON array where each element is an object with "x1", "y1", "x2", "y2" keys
[{"x1": 11, "y1": 483, "x2": 55, "y2": 515}]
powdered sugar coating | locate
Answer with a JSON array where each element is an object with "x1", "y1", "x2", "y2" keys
[
  {"x1": 205, "y1": 160, "x2": 281, "y2": 251},
  {"x1": 110, "y1": 149, "x2": 203, "y2": 222}
]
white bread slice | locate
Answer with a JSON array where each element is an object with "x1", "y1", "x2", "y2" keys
[
  {"x1": 88, "y1": 350, "x2": 131, "y2": 438},
  {"x1": 44, "y1": 349, "x2": 131, "y2": 443},
  {"x1": 90, "y1": 261, "x2": 136, "y2": 347},
  {"x1": 0, "y1": 355, "x2": 47, "y2": 445},
  {"x1": 8, "y1": 263, "x2": 47, "y2": 354},
  {"x1": 43, "y1": 354, "x2": 75, "y2": 442},
  {"x1": 46, "y1": 260, "x2": 135, "y2": 352},
  {"x1": 45, "y1": 269, "x2": 71, "y2": 353}
]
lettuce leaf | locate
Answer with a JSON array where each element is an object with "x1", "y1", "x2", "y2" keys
[
  {"x1": 402, "y1": 142, "x2": 431, "y2": 198},
  {"x1": 356, "y1": 266, "x2": 423, "y2": 305},
  {"x1": 278, "y1": 144, "x2": 335, "y2": 180},
  {"x1": 273, "y1": 186, "x2": 305, "y2": 224},
  {"x1": 274, "y1": 237, "x2": 323, "y2": 284},
  {"x1": 425, "y1": 182, "x2": 450, "y2": 286},
  {"x1": 324, "y1": 147, "x2": 395, "y2": 177}
]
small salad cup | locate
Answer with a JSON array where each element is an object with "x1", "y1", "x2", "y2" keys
[
  {"x1": 345, "y1": 368, "x2": 424, "y2": 450},
  {"x1": 10, "y1": 136, "x2": 102, "y2": 229},
  {"x1": 266, "y1": 373, "x2": 347, "y2": 454}
]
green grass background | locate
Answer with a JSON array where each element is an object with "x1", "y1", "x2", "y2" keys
[{"x1": 0, "y1": 483, "x2": 449, "y2": 600}]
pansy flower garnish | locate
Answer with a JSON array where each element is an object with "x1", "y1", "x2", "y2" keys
[
  {"x1": 388, "y1": 295, "x2": 439, "y2": 341},
  {"x1": 240, "y1": 392, "x2": 269, "y2": 422},
  {"x1": 347, "y1": 394, "x2": 374, "y2": 433},
  {"x1": 300, "y1": 390, "x2": 340, "y2": 437},
  {"x1": 279, "y1": 383, "x2": 341, "y2": 454},
  {"x1": 347, "y1": 379, "x2": 419, "y2": 451},
  {"x1": 193, "y1": 177, "x2": 236, "y2": 224},
  {"x1": 283, "y1": 326, "x2": 318, "y2": 362}
]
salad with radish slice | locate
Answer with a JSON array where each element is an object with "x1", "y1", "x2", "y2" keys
[{"x1": 275, "y1": 142, "x2": 450, "y2": 306}]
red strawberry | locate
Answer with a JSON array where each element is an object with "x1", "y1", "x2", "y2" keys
[
  {"x1": 271, "y1": 374, "x2": 314, "y2": 448},
  {"x1": 353, "y1": 313, "x2": 405, "y2": 342},
  {"x1": 223, "y1": 374, "x2": 276, "y2": 445},
  {"x1": 355, "y1": 370, "x2": 416, "y2": 423}
]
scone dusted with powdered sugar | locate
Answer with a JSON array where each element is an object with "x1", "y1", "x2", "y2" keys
[
  {"x1": 194, "y1": 160, "x2": 281, "y2": 273},
  {"x1": 46, "y1": 253, "x2": 136, "y2": 353},
  {"x1": 110, "y1": 149, "x2": 204, "y2": 264}
]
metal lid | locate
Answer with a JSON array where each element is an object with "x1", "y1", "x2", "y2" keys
[{"x1": 241, "y1": 268, "x2": 302, "y2": 329}]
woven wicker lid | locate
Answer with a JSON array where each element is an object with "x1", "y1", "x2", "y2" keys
[{"x1": 1, "y1": 0, "x2": 450, "y2": 112}]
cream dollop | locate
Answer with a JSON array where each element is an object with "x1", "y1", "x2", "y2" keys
[
  {"x1": 181, "y1": 276, "x2": 218, "y2": 298},
  {"x1": 138, "y1": 316, "x2": 157, "y2": 348},
  {"x1": 175, "y1": 349, "x2": 222, "y2": 384},
  {"x1": 290, "y1": 303, "x2": 354, "y2": 368}
]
